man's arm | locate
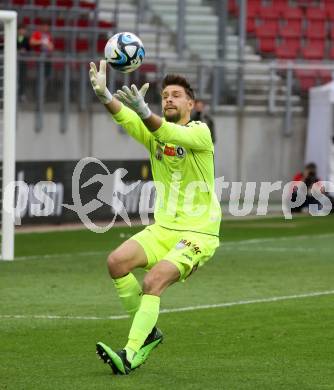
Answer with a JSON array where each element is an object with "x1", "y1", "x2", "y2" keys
[
  {"x1": 104, "y1": 96, "x2": 122, "y2": 115},
  {"x1": 145, "y1": 116, "x2": 212, "y2": 150},
  {"x1": 116, "y1": 85, "x2": 212, "y2": 151},
  {"x1": 89, "y1": 60, "x2": 152, "y2": 149}
]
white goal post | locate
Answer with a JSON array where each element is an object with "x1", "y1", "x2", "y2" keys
[{"x1": 0, "y1": 11, "x2": 17, "y2": 261}]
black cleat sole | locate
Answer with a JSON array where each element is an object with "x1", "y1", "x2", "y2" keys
[{"x1": 96, "y1": 343, "x2": 118, "y2": 375}]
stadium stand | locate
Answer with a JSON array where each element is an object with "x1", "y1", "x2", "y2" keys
[
  {"x1": 8, "y1": 0, "x2": 334, "y2": 113},
  {"x1": 225, "y1": 0, "x2": 334, "y2": 96}
]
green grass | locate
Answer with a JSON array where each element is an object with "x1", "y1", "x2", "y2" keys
[{"x1": 1, "y1": 215, "x2": 334, "y2": 389}]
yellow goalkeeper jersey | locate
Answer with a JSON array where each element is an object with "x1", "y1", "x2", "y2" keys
[{"x1": 112, "y1": 104, "x2": 221, "y2": 237}]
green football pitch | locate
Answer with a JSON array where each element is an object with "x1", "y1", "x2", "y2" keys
[{"x1": 1, "y1": 215, "x2": 334, "y2": 390}]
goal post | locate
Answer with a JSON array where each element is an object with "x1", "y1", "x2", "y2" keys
[{"x1": 0, "y1": 11, "x2": 17, "y2": 261}]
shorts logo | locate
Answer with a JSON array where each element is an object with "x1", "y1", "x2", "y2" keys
[
  {"x1": 175, "y1": 240, "x2": 186, "y2": 249},
  {"x1": 182, "y1": 253, "x2": 193, "y2": 261},
  {"x1": 175, "y1": 239, "x2": 202, "y2": 254}
]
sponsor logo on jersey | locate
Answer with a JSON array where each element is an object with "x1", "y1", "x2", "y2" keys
[
  {"x1": 176, "y1": 146, "x2": 186, "y2": 158},
  {"x1": 164, "y1": 145, "x2": 176, "y2": 156},
  {"x1": 155, "y1": 144, "x2": 163, "y2": 160}
]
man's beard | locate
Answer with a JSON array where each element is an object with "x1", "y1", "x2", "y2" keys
[{"x1": 164, "y1": 109, "x2": 181, "y2": 123}]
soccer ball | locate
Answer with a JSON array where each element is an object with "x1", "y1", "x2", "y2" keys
[{"x1": 104, "y1": 32, "x2": 145, "y2": 73}]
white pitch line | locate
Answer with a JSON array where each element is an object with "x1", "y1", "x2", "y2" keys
[
  {"x1": 222, "y1": 246, "x2": 331, "y2": 253},
  {"x1": 1, "y1": 290, "x2": 333, "y2": 321},
  {"x1": 221, "y1": 233, "x2": 334, "y2": 247},
  {"x1": 16, "y1": 250, "x2": 107, "y2": 261}
]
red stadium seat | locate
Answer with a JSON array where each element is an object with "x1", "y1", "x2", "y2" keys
[
  {"x1": 296, "y1": 0, "x2": 317, "y2": 7},
  {"x1": 76, "y1": 18, "x2": 90, "y2": 28},
  {"x1": 247, "y1": 18, "x2": 256, "y2": 34},
  {"x1": 273, "y1": 0, "x2": 290, "y2": 16},
  {"x1": 55, "y1": 18, "x2": 66, "y2": 27},
  {"x1": 247, "y1": 1, "x2": 261, "y2": 18},
  {"x1": 295, "y1": 69, "x2": 318, "y2": 91},
  {"x1": 258, "y1": 37, "x2": 276, "y2": 53},
  {"x1": 12, "y1": 0, "x2": 26, "y2": 5},
  {"x1": 259, "y1": 6, "x2": 280, "y2": 20},
  {"x1": 256, "y1": 22, "x2": 278, "y2": 37},
  {"x1": 329, "y1": 44, "x2": 334, "y2": 59},
  {"x1": 318, "y1": 69, "x2": 332, "y2": 84},
  {"x1": 56, "y1": 0, "x2": 73, "y2": 7},
  {"x1": 34, "y1": 17, "x2": 51, "y2": 25},
  {"x1": 75, "y1": 38, "x2": 89, "y2": 52},
  {"x1": 139, "y1": 63, "x2": 158, "y2": 73},
  {"x1": 80, "y1": 1, "x2": 95, "y2": 9},
  {"x1": 279, "y1": 23, "x2": 302, "y2": 39},
  {"x1": 275, "y1": 41, "x2": 300, "y2": 59},
  {"x1": 295, "y1": 69, "x2": 318, "y2": 78},
  {"x1": 54, "y1": 37, "x2": 66, "y2": 51},
  {"x1": 326, "y1": 6, "x2": 334, "y2": 20},
  {"x1": 228, "y1": 0, "x2": 239, "y2": 16},
  {"x1": 34, "y1": 0, "x2": 50, "y2": 6},
  {"x1": 306, "y1": 7, "x2": 326, "y2": 21},
  {"x1": 298, "y1": 77, "x2": 317, "y2": 91},
  {"x1": 301, "y1": 41, "x2": 325, "y2": 59},
  {"x1": 98, "y1": 20, "x2": 114, "y2": 29},
  {"x1": 256, "y1": 21, "x2": 278, "y2": 54},
  {"x1": 97, "y1": 39, "x2": 106, "y2": 54},
  {"x1": 305, "y1": 22, "x2": 327, "y2": 40},
  {"x1": 282, "y1": 7, "x2": 304, "y2": 21},
  {"x1": 294, "y1": 69, "x2": 318, "y2": 78},
  {"x1": 282, "y1": 38, "x2": 302, "y2": 51},
  {"x1": 21, "y1": 16, "x2": 30, "y2": 26},
  {"x1": 283, "y1": 19, "x2": 303, "y2": 31}
]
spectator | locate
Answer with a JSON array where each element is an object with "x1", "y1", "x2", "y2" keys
[
  {"x1": 30, "y1": 21, "x2": 54, "y2": 79},
  {"x1": 191, "y1": 99, "x2": 216, "y2": 144},
  {"x1": 17, "y1": 24, "x2": 30, "y2": 102},
  {"x1": 291, "y1": 162, "x2": 323, "y2": 212}
]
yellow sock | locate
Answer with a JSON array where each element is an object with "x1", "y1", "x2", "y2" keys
[
  {"x1": 113, "y1": 273, "x2": 142, "y2": 316},
  {"x1": 125, "y1": 294, "x2": 160, "y2": 352}
]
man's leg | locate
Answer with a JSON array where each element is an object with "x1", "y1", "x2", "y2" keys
[
  {"x1": 124, "y1": 260, "x2": 180, "y2": 363},
  {"x1": 107, "y1": 239, "x2": 148, "y2": 316}
]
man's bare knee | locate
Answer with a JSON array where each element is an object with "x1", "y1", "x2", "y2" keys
[{"x1": 107, "y1": 251, "x2": 129, "y2": 278}]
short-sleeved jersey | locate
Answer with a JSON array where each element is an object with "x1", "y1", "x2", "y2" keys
[{"x1": 112, "y1": 104, "x2": 221, "y2": 236}]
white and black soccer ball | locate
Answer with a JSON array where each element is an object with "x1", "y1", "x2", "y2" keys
[{"x1": 104, "y1": 32, "x2": 145, "y2": 73}]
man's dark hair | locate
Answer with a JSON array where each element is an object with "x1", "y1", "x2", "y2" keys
[
  {"x1": 305, "y1": 162, "x2": 317, "y2": 171},
  {"x1": 162, "y1": 74, "x2": 195, "y2": 100}
]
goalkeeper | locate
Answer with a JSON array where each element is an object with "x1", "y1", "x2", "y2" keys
[{"x1": 90, "y1": 60, "x2": 221, "y2": 375}]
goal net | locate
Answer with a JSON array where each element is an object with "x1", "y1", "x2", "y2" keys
[{"x1": 0, "y1": 11, "x2": 17, "y2": 261}]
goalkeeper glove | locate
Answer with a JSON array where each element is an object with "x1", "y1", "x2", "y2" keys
[
  {"x1": 89, "y1": 60, "x2": 113, "y2": 105},
  {"x1": 114, "y1": 84, "x2": 151, "y2": 119}
]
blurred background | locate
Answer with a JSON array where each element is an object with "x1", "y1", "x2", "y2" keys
[{"x1": 1, "y1": 0, "x2": 334, "y2": 224}]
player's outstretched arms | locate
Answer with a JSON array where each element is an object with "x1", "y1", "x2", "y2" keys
[
  {"x1": 117, "y1": 84, "x2": 212, "y2": 150},
  {"x1": 89, "y1": 59, "x2": 122, "y2": 115},
  {"x1": 115, "y1": 84, "x2": 163, "y2": 132},
  {"x1": 90, "y1": 61, "x2": 153, "y2": 149}
]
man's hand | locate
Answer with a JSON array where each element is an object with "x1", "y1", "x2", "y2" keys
[
  {"x1": 114, "y1": 83, "x2": 151, "y2": 119},
  {"x1": 89, "y1": 60, "x2": 113, "y2": 105}
]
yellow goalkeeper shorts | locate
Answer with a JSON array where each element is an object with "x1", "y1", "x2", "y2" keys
[{"x1": 130, "y1": 224, "x2": 220, "y2": 281}]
